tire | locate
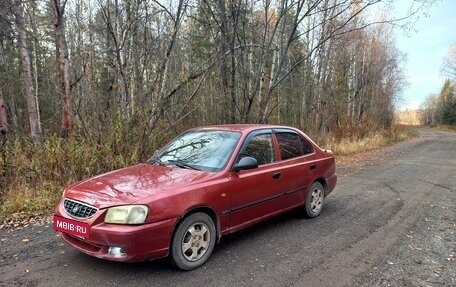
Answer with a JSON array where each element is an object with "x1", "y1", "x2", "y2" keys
[
  {"x1": 304, "y1": 182, "x2": 325, "y2": 218},
  {"x1": 170, "y1": 212, "x2": 216, "y2": 271}
]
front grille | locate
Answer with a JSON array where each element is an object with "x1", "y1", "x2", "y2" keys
[{"x1": 63, "y1": 198, "x2": 98, "y2": 219}]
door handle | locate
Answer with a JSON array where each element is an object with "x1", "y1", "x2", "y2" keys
[
  {"x1": 310, "y1": 164, "x2": 317, "y2": 170},
  {"x1": 272, "y1": 172, "x2": 281, "y2": 179}
]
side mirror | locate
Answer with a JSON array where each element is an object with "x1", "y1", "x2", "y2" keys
[{"x1": 232, "y1": 157, "x2": 258, "y2": 172}]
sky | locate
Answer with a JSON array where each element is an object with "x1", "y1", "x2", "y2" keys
[{"x1": 392, "y1": 0, "x2": 456, "y2": 110}]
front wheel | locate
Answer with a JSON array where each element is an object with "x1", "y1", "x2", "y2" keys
[
  {"x1": 170, "y1": 212, "x2": 216, "y2": 270},
  {"x1": 304, "y1": 182, "x2": 325, "y2": 218}
]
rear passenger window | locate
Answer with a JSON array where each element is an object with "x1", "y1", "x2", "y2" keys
[{"x1": 276, "y1": 132, "x2": 312, "y2": 160}]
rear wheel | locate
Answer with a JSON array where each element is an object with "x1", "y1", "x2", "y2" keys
[
  {"x1": 170, "y1": 212, "x2": 216, "y2": 270},
  {"x1": 304, "y1": 182, "x2": 325, "y2": 218}
]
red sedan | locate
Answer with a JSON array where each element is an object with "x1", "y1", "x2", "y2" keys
[{"x1": 54, "y1": 125, "x2": 337, "y2": 270}]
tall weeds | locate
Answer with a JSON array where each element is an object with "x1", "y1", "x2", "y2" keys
[
  {"x1": 0, "y1": 116, "x2": 167, "y2": 219},
  {"x1": 0, "y1": 122, "x2": 417, "y2": 221},
  {"x1": 316, "y1": 125, "x2": 418, "y2": 156}
]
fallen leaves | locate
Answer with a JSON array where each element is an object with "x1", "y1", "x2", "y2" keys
[
  {"x1": 0, "y1": 213, "x2": 52, "y2": 230},
  {"x1": 408, "y1": 244, "x2": 422, "y2": 251},
  {"x1": 433, "y1": 265, "x2": 444, "y2": 277}
]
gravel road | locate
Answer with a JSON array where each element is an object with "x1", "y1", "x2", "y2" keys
[{"x1": 0, "y1": 128, "x2": 454, "y2": 287}]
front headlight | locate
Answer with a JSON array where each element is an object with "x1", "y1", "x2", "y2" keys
[{"x1": 105, "y1": 205, "x2": 149, "y2": 224}]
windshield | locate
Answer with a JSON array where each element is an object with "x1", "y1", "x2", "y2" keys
[{"x1": 153, "y1": 130, "x2": 242, "y2": 172}]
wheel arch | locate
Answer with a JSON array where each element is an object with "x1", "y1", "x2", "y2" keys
[
  {"x1": 313, "y1": 177, "x2": 328, "y2": 196},
  {"x1": 171, "y1": 205, "x2": 221, "y2": 245}
]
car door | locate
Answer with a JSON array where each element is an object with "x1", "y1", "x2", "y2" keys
[
  {"x1": 272, "y1": 128, "x2": 318, "y2": 205},
  {"x1": 228, "y1": 129, "x2": 290, "y2": 230}
]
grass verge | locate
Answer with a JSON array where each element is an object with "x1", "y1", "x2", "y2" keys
[
  {"x1": 432, "y1": 125, "x2": 456, "y2": 133},
  {"x1": 0, "y1": 125, "x2": 419, "y2": 223},
  {"x1": 320, "y1": 125, "x2": 418, "y2": 156}
]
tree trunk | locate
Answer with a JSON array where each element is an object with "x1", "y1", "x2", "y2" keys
[
  {"x1": 258, "y1": 48, "x2": 273, "y2": 123},
  {"x1": 51, "y1": 0, "x2": 72, "y2": 138},
  {"x1": 228, "y1": 0, "x2": 239, "y2": 123},
  {"x1": 0, "y1": 82, "x2": 8, "y2": 138},
  {"x1": 217, "y1": 0, "x2": 231, "y2": 123},
  {"x1": 12, "y1": 0, "x2": 42, "y2": 148},
  {"x1": 149, "y1": 0, "x2": 187, "y2": 130},
  {"x1": 0, "y1": 43, "x2": 8, "y2": 138}
]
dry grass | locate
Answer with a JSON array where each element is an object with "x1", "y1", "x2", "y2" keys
[
  {"x1": 0, "y1": 117, "x2": 162, "y2": 221},
  {"x1": 0, "y1": 125, "x2": 419, "y2": 222},
  {"x1": 433, "y1": 125, "x2": 456, "y2": 133},
  {"x1": 318, "y1": 125, "x2": 418, "y2": 156},
  {"x1": 0, "y1": 182, "x2": 61, "y2": 219}
]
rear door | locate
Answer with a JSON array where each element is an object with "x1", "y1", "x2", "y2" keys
[{"x1": 273, "y1": 128, "x2": 319, "y2": 204}]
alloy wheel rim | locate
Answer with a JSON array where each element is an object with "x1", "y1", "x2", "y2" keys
[
  {"x1": 181, "y1": 222, "x2": 211, "y2": 262},
  {"x1": 310, "y1": 187, "x2": 323, "y2": 213}
]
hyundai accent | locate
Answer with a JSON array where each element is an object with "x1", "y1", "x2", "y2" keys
[{"x1": 54, "y1": 125, "x2": 337, "y2": 270}]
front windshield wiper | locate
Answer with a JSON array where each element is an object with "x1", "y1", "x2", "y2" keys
[
  {"x1": 167, "y1": 159, "x2": 201, "y2": 171},
  {"x1": 149, "y1": 157, "x2": 166, "y2": 166}
]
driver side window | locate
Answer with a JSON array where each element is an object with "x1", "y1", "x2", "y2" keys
[{"x1": 240, "y1": 133, "x2": 274, "y2": 165}]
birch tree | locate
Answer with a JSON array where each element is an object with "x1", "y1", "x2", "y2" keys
[
  {"x1": 12, "y1": 0, "x2": 43, "y2": 148},
  {"x1": 442, "y1": 44, "x2": 456, "y2": 82}
]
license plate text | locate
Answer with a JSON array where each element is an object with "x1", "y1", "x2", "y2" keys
[{"x1": 53, "y1": 215, "x2": 90, "y2": 238}]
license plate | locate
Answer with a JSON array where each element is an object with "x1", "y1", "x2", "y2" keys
[{"x1": 53, "y1": 215, "x2": 90, "y2": 238}]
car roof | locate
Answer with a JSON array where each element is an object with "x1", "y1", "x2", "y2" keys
[{"x1": 190, "y1": 124, "x2": 300, "y2": 133}]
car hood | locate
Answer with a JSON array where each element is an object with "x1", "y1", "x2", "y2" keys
[{"x1": 63, "y1": 164, "x2": 215, "y2": 209}]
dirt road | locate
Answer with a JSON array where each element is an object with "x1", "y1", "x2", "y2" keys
[{"x1": 0, "y1": 128, "x2": 454, "y2": 287}]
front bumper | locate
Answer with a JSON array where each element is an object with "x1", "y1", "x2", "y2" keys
[{"x1": 55, "y1": 205, "x2": 178, "y2": 262}]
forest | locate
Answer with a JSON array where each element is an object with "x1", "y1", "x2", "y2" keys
[
  {"x1": 421, "y1": 44, "x2": 456, "y2": 126},
  {"x1": 0, "y1": 0, "x2": 429, "y2": 218}
]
